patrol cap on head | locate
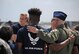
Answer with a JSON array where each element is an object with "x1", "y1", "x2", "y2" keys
[
  {"x1": 53, "y1": 11, "x2": 67, "y2": 21},
  {"x1": 28, "y1": 8, "x2": 42, "y2": 16}
]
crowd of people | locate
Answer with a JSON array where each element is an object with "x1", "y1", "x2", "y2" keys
[{"x1": 0, "y1": 8, "x2": 79, "y2": 54}]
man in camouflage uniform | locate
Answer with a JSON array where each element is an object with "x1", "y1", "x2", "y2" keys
[{"x1": 28, "y1": 11, "x2": 79, "y2": 54}]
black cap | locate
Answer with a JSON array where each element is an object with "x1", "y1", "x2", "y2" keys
[{"x1": 53, "y1": 11, "x2": 67, "y2": 21}]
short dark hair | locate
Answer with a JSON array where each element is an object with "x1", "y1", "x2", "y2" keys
[
  {"x1": 74, "y1": 25, "x2": 79, "y2": 31},
  {"x1": 0, "y1": 24, "x2": 13, "y2": 42},
  {"x1": 28, "y1": 8, "x2": 42, "y2": 16}
]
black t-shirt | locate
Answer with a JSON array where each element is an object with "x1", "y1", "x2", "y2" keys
[
  {"x1": 12, "y1": 23, "x2": 23, "y2": 54},
  {"x1": 17, "y1": 26, "x2": 46, "y2": 54},
  {"x1": 12, "y1": 23, "x2": 23, "y2": 34}
]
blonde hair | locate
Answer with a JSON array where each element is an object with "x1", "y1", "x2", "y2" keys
[{"x1": 20, "y1": 12, "x2": 29, "y2": 18}]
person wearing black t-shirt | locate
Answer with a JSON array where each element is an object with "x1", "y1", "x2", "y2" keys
[
  {"x1": 11, "y1": 13, "x2": 28, "y2": 42},
  {"x1": 11, "y1": 13, "x2": 28, "y2": 54},
  {"x1": 16, "y1": 8, "x2": 47, "y2": 54}
]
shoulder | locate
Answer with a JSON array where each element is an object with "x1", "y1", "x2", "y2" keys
[
  {"x1": 48, "y1": 29, "x2": 60, "y2": 36},
  {"x1": 51, "y1": 29, "x2": 59, "y2": 32},
  {"x1": 50, "y1": 28, "x2": 63, "y2": 35},
  {"x1": 12, "y1": 23, "x2": 19, "y2": 28},
  {"x1": 18, "y1": 26, "x2": 27, "y2": 33}
]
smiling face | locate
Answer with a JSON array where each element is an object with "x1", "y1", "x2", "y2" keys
[
  {"x1": 51, "y1": 17, "x2": 60, "y2": 29},
  {"x1": 19, "y1": 14, "x2": 28, "y2": 26}
]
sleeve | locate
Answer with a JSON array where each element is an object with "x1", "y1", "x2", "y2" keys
[
  {"x1": 12, "y1": 25, "x2": 18, "y2": 34},
  {"x1": 16, "y1": 29, "x2": 23, "y2": 43},
  {"x1": 37, "y1": 29, "x2": 59, "y2": 43}
]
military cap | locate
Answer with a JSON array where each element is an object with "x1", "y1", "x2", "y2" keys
[{"x1": 53, "y1": 11, "x2": 67, "y2": 21}]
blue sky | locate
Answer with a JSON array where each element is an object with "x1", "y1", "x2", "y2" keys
[{"x1": 0, "y1": 0, "x2": 79, "y2": 22}]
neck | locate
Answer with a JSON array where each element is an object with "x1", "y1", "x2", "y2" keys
[
  {"x1": 28, "y1": 23, "x2": 38, "y2": 26},
  {"x1": 52, "y1": 26, "x2": 56, "y2": 30},
  {"x1": 57, "y1": 21, "x2": 64, "y2": 27},
  {"x1": 19, "y1": 23, "x2": 27, "y2": 26}
]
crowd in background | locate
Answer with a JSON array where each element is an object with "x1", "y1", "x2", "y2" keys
[{"x1": 0, "y1": 8, "x2": 79, "y2": 54}]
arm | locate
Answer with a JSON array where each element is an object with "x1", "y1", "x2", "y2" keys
[
  {"x1": 11, "y1": 25, "x2": 18, "y2": 42},
  {"x1": 44, "y1": 44, "x2": 48, "y2": 54},
  {"x1": 37, "y1": 30, "x2": 59, "y2": 43},
  {"x1": 16, "y1": 29, "x2": 23, "y2": 54},
  {"x1": 11, "y1": 34, "x2": 17, "y2": 42},
  {"x1": 16, "y1": 43, "x2": 23, "y2": 54},
  {"x1": 49, "y1": 35, "x2": 75, "y2": 51},
  {"x1": 28, "y1": 26, "x2": 59, "y2": 43}
]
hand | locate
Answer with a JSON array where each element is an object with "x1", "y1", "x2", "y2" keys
[
  {"x1": 11, "y1": 34, "x2": 17, "y2": 42},
  {"x1": 27, "y1": 26, "x2": 38, "y2": 33},
  {"x1": 68, "y1": 35, "x2": 75, "y2": 42}
]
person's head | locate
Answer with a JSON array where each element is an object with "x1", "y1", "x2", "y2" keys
[
  {"x1": 0, "y1": 23, "x2": 13, "y2": 42},
  {"x1": 7, "y1": 20, "x2": 13, "y2": 26},
  {"x1": 73, "y1": 25, "x2": 79, "y2": 31},
  {"x1": 28, "y1": 8, "x2": 42, "y2": 26},
  {"x1": 51, "y1": 11, "x2": 67, "y2": 29},
  {"x1": 64, "y1": 22, "x2": 69, "y2": 29},
  {"x1": 19, "y1": 13, "x2": 29, "y2": 26}
]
